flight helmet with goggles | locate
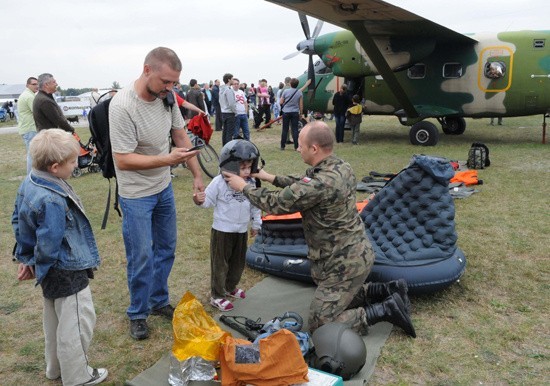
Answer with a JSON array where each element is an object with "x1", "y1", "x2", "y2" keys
[
  {"x1": 219, "y1": 139, "x2": 261, "y2": 175},
  {"x1": 308, "y1": 322, "x2": 367, "y2": 380}
]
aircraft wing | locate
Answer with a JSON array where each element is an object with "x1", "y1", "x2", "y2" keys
[
  {"x1": 266, "y1": 0, "x2": 476, "y2": 44},
  {"x1": 268, "y1": 0, "x2": 477, "y2": 119}
]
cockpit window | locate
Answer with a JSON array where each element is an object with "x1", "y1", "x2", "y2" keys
[
  {"x1": 485, "y1": 61, "x2": 506, "y2": 79},
  {"x1": 407, "y1": 63, "x2": 426, "y2": 79},
  {"x1": 443, "y1": 63, "x2": 463, "y2": 78}
]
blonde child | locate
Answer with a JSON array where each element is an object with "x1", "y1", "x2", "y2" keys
[{"x1": 12, "y1": 129, "x2": 107, "y2": 385}]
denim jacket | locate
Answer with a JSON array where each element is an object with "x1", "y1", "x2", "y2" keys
[{"x1": 12, "y1": 173, "x2": 100, "y2": 285}]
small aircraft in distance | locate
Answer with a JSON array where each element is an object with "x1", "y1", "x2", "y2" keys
[{"x1": 270, "y1": 0, "x2": 550, "y2": 145}]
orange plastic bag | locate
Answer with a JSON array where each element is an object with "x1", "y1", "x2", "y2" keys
[
  {"x1": 172, "y1": 291, "x2": 229, "y2": 362},
  {"x1": 220, "y1": 329, "x2": 308, "y2": 386}
]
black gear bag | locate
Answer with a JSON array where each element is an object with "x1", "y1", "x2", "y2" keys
[{"x1": 88, "y1": 93, "x2": 120, "y2": 229}]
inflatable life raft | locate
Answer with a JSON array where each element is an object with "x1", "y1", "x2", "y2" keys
[{"x1": 246, "y1": 155, "x2": 467, "y2": 295}]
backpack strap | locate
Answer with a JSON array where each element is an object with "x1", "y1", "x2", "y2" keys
[
  {"x1": 369, "y1": 171, "x2": 397, "y2": 179},
  {"x1": 101, "y1": 181, "x2": 111, "y2": 230},
  {"x1": 100, "y1": 179, "x2": 121, "y2": 230}
]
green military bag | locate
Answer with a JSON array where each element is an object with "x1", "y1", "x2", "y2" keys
[{"x1": 466, "y1": 142, "x2": 491, "y2": 169}]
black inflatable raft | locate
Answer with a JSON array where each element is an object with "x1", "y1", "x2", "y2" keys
[{"x1": 246, "y1": 155, "x2": 467, "y2": 295}]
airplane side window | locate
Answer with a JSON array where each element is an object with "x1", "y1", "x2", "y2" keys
[
  {"x1": 484, "y1": 61, "x2": 506, "y2": 79},
  {"x1": 533, "y1": 39, "x2": 545, "y2": 49},
  {"x1": 407, "y1": 63, "x2": 426, "y2": 79},
  {"x1": 442, "y1": 63, "x2": 463, "y2": 78}
]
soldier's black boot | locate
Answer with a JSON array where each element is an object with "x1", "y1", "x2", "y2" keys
[
  {"x1": 367, "y1": 279, "x2": 411, "y2": 313},
  {"x1": 365, "y1": 293, "x2": 416, "y2": 338}
]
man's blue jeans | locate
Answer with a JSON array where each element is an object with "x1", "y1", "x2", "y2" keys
[
  {"x1": 234, "y1": 114, "x2": 250, "y2": 140},
  {"x1": 335, "y1": 114, "x2": 346, "y2": 143},
  {"x1": 119, "y1": 184, "x2": 177, "y2": 320},
  {"x1": 21, "y1": 131, "x2": 37, "y2": 174}
]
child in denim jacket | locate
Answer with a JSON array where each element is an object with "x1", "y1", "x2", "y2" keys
[{"x1": 12, "y1": 129, "x2": 107, "y2": 386}]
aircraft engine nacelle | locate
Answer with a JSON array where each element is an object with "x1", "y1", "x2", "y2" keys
[{"x1": 315, "y1": 31, "x2": 436, "y2": 77}]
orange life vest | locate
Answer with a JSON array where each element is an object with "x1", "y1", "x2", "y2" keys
[{"x1": 450, "y1": 170, "x2": 479, "y2": 186}]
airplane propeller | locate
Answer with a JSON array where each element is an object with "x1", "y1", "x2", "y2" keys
[
  {"x1": 283, "y1": 13, "x2": 323, "y2": 93},
  {"x1": 299, "y1": 13, "x2": 311, "y2": 40},
  {"x1": 282, "y1": 48, "x2": 306, "y2": 60}
]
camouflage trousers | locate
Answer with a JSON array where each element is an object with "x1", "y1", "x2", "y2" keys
[{"x1": 308, "y1": 245, "x2": 374, "y2": 335}]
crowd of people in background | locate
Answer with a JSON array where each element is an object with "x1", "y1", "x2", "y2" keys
[
  {"x1": 164, "y1": 75, "x2": 305, "y2": 147},
  {"x1": 169, "y1": 76, "x2": 303, "y2": 129},
  {"x1": 188, "y1": 75, "x2": 370, "y2": 147},
  {"x1": 5, "y1": 72, "x2": 367, "y2": 175},
  {"x1": 1, "y1": 100, "x2": 17, "y2": 120}
]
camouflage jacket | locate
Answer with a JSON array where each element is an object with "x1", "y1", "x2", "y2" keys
[{"x1": 243, "y1": 155, "x2": 373, "y2": 278}]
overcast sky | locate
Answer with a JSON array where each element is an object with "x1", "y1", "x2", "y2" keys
[{"x1": 2, "y1": 0, "x2": 548, "y2": 89}]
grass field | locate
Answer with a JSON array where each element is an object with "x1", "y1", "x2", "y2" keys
[{"x1": 0, "y1": 115, "x2": 548, "y2": 385}]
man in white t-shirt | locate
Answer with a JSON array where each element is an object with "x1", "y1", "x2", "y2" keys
[
  {"x1": 109, "y1": 47, "x2": 205, "y2": 340},
  {"x1": 232, "y1": 78, "x2": 250, "y2": 140}
]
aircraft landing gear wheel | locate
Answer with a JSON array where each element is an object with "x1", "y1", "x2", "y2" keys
[
  {"x1": 72, "y1": 168, "x2": 82, "y2": 178},
  {"x1": 409, "y1": 121, "x2": 439, "y2": 146},
  {"x1": 442, "y1": 117, "x2": 466, "y2": 135}
]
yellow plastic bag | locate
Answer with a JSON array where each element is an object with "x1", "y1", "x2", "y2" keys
[{"x1": 172, "y1": 291, "x2": 230, "y2": 361}]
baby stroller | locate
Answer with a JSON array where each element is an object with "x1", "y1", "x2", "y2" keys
[{"x1": 72, "y1": 133, "x2": 100, "y2": 177}]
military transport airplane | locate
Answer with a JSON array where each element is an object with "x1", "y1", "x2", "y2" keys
[{"x1": 269, "y1": 0, "x2": 550, "y2": 145}]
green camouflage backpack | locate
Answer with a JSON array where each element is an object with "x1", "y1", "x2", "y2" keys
[{"x1": 467, "y1": 142, "x2": 491, "y2": 169}]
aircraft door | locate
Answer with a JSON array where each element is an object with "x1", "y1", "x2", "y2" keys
[{"x1": 345, "y1": 77, "x2": 365, "y2": 99}]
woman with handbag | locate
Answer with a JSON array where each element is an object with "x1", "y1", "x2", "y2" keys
[{"x1": 279, "y1": 78, "x2": 307, "y2": 151}]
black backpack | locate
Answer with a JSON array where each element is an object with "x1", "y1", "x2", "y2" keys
[
  {"x1": 88, "y1": 95, "x2": 120, "y2": 229},
  {"x1": 87, "y1": 91, "x2": 176, "y2": 229},
  {"x1": 89, "y1": 98, "x2": 115, "y2": 179},
  {"x1": 466, "y1": 142, "x2": 491, "y2": 169}
]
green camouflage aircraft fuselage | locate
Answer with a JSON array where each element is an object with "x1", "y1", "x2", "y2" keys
[{"x1": 297, "y1": 29, "x2": 550, "y2": 144}]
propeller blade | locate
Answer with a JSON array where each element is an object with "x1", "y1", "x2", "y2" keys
[
  {"x1": 283, "y1": 48, "x2": 306, "y2": 60},
  {"x1": 299, "y1": 13, "x2": 310, "y2": 39},
  {"x1": 311, "y1": 19, "x2": 324, "y2": 38},
  {"x1": 308, "y1": 55, "x2": 315, "y2": 90},
  {"x1": 308, "y1": 80, "x2": 317, "y2": 104}
]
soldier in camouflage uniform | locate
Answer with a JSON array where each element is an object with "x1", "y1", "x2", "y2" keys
[{"x1": 224, "y1": 121, "x2": 416, "y2": 337}]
